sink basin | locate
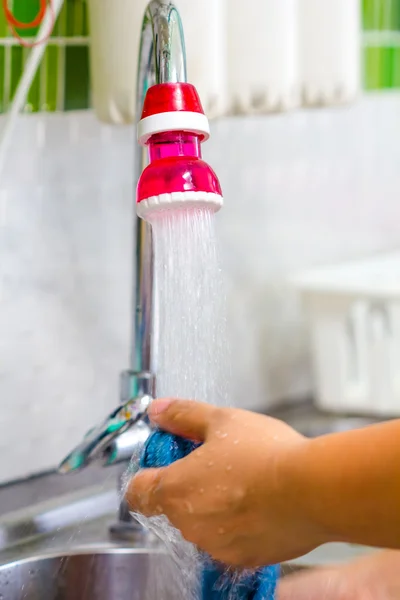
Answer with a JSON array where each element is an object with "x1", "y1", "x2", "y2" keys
[
  {"x1": 0, "y1": 546, "x2": 308, "y2": 600},
  {"x1": 0, "y1": 548, "x2": 177, "y2": 600}
]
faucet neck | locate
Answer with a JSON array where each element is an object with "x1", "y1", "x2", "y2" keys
[{"x1": 147, "y1": 131, "x2": 202, "y2": 162}]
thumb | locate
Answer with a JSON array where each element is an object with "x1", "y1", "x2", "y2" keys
[
  {"x1": 148, "y1": 399, "x2": 217, "y2": 442},
  {"x1": 125, "y1": 468, "x2": 165, "y2": 516}
]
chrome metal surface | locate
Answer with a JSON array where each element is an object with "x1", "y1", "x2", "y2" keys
[
  {"x1": 103, "y1": 422, "x2": 151, "y2": 467},
  {"x1": 58, "y1": 395, "x2": 152, "y2": 474},
  {"x1": 0, "y1": 549, "x2": 175, "y2": 600},
  {"x1": 0, "y1": 546, "x2": 312, "y2": 600},
  {"x1": 120, "y1": 371, "x2": 155, "y2": 404},
  {"x1": 0, "y1": 488, "x2": 117, "y2": 554},
  {"x1": 133, "y1": 0, "x2": 186, "y2": 374}
]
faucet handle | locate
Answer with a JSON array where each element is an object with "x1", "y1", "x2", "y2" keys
[{"x1": 58, "y1": 394, "x2": 152, "y2": 474}]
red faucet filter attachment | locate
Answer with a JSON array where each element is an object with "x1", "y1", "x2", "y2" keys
[{"x1": 136, "y1": 83, "x2": 223, "y2": 220}]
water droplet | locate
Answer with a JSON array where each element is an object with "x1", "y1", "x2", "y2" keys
[
  {"x1": 218, "y1": 527, "x2": 225, "y2": 535},
  {"x1": 226, "y1": 465, "x2": 232, "y2": 471},
  {"x1": 233, "y1": 440, "x2": 239, "y2": 445},
  {"x1": 199, "y1": 488, "x2": 204, "y2": 494},
  {"x1": 208, "y1": 461, "x2": 214, "y2": 467}
]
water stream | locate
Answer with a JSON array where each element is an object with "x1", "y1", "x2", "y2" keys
[
  {"x1": 151, "y1": 208, "x2": 229, "y2": 406},
  {"x1": 131, "y1": 207, "x2": 230, "y2": 599}
]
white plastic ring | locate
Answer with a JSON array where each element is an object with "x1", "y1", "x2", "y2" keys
[{"x1": 137, "y1": 111, "x2": 210, "y2": 145}]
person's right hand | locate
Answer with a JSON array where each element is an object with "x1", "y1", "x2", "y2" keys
[
  {"x1": 126, "y1": 399, "x2": 326, "y2": 567},
  {"x1": 277, "y1": 551, "x2": 400, "y2": 600}
]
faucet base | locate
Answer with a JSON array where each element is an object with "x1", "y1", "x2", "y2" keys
[
  {"x1": 108, "y1": 519, "x2": 146, "y2": 543},
  {"x1": 120, "y1": 370, "x2": 155, "y2": 403},
  {"x1": 109, "y1": 495, "x2": 147, "y2": 543}
]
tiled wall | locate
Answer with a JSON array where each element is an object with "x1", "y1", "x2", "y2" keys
[
  {"x1": 1, "y1": 1, "x2": 400, "y2": 483},
  {"x1": 1, "y1": 94, "x2": 400, "y2": 482},
  {"x1": 0, "y1": 0, "x2": 90, "y2": 113}
]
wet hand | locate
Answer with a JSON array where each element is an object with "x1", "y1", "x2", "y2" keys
[{"x1": 125, "y1": 399, "x2": 325, "y2": 567}]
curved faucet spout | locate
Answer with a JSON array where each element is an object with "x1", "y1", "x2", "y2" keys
[
  {"x1": 132, "y1": 0, "x2": 187, "y2": 377},
  {"x1": 58, "y1": 1, "x2": 187, "y2": 476}
]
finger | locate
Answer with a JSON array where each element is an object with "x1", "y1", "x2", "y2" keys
[
  {"x1": 125, "y1": 468, "x2": 166, "y2": 517},
  {"x1": 148, "y1": 399, "x2": 218, "y2": 442}
]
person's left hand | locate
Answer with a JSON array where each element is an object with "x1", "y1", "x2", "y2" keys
[{"x1": 277, "y1": 551, "x2": 400, "y2": 600}]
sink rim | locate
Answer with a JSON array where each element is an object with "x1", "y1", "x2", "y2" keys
[
  {"x1": 0, "y1": 544, "x2": 306, "y2": 579},
  {"x1": 0, "y1": 544, "x2": 166, "y2": 570}
]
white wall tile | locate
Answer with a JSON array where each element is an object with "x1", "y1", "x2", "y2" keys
[{"x1": 1, "y1": 95, "x2": 400, "y2": 481}]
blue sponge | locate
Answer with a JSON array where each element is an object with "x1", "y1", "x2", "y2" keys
[{"x1": 140, "y1": 429, "x2": 280, "y2": 599}]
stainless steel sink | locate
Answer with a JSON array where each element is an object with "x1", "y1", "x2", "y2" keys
[
  {"x1": 0, "y1": 547, "x2": 177, "y2": 600},
  {"x1": 0, "y1": 547, "x2": 309, "y2": 600}
]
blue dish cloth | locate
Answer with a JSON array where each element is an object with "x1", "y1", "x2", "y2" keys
[{"x1": 140, "y1": 429, "x2": 280, "y2": 599}]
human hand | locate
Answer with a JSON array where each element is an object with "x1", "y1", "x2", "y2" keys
[
  {"x1": 125, "y1": 398, "x2": 327, "y2": 567},
  {"x1": 277, "y1": 551, "x2": 400, "y2": 599}
]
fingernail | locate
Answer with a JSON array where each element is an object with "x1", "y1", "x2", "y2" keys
[{"x1": 149, "y1": 398, "x2": 173, "y2": 419}]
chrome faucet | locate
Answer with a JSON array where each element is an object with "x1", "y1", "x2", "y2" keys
[{"x1": 58, "y1": 0, "x2": 187, "y2": 529}]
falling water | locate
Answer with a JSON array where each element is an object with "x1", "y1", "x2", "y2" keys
[
  {"x1": 129, "y1": 207, "x2": 230, "y2": 600},
  {"x1": 151, "y1": 208, "x2": 229, "y2": 405}
]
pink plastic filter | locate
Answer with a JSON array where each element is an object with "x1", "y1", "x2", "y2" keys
[{"x1": 136, "y1": 83, "x2": 223, "y2": 220}]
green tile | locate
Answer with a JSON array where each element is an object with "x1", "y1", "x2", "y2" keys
[
  {"x1": 390, "y1": 0, "x2": 399, "y2": 30},
  {"x1": 380, "y1": 46, "x2": 393, "y2": 87},
  {"x1": 0, "y1": 0, "x2": 7, "y2": 37},
  {"x1": 10, "y1": 46, "x2": 23, "y2": 101},
  {"x1": 25, "y1": 49, "x2": 40, "y2": 112},
  {"x1": 66, "y1": 0, "x2": 86, "y2": 36},
  {"x1": 11, "y1": 0, "x2": 40, "y2": 37},
  {"x1": 66, "y1": 0, "x2": 75, "y2": 36},
  {"x1": 362, "y1": 0, "x2": 376, "y2": 30},
  {"x1": 391, "y1": 46, "x2": 400, "y2": 87},
  {"x1": 395, "y1": 0, "x2": 400, "y2": 30},
  {"x1": 64, "y1": 45, "x2": 89, "y2": 110},
  {"x1": 82, "y1": 0, "x2": 89, "y2": 36},
  {"x1": 51, "y1": 10, "x2": 62, "y2": 36},
  {"x1": 380, "y1": 0, "x2": 391, "y2": 29},
  {"x1": 53, "y1": 0, "x2": 67, "y2": 36},
  {"x1": 364, "y1": 46, "x2": 383, "y2": 89},
  {"x1": 383, "y1": 0, "x2": 395, "y2": 29},
  {"x1": 45, "y1": 44, "x2": 59, "y2": 111},
  {"x1": 76, "y1": 0, "x2": 86, "y2": 36},
  {"x1": 364, "y1": 0, "x2": 383, "y2": 29},
  {"x1": 362, "y1": 0, "x2": 400, "y2": 31},
  {"x1": 0, "y1": 47, "x2": 4, "y2": 112}
]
